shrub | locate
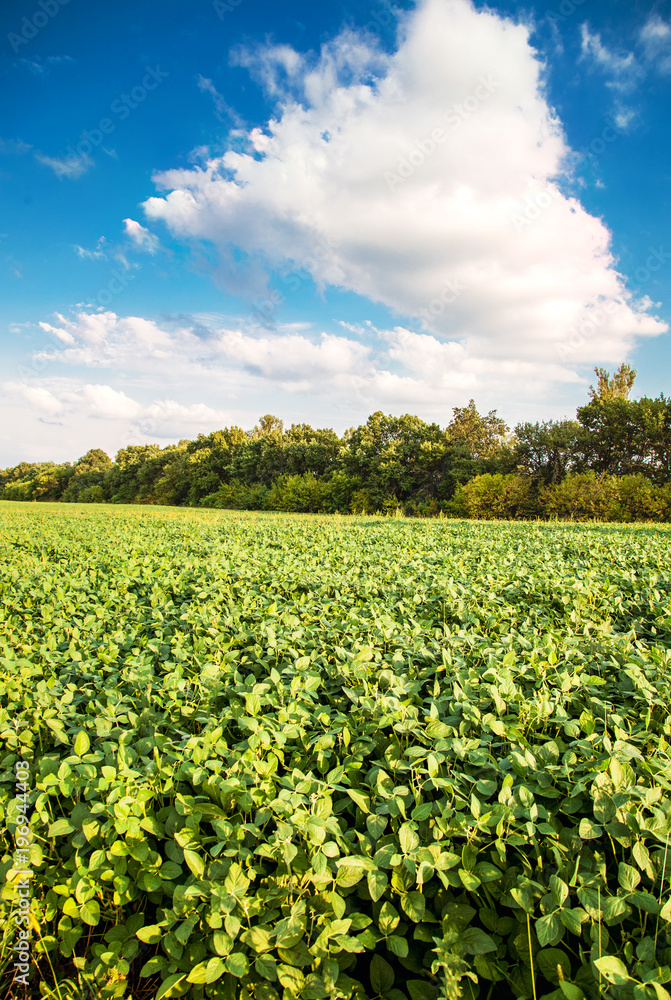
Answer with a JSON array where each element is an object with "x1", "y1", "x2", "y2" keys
[
  {"x1": 264, "y1": 474, "x2": 329, "y2": 513},
  {"x1": 455, "y1": 473, "x2": 539, "y2": 519},
  {"x1": 201, "y1": 481, "x2": 269, "y2": 510}
]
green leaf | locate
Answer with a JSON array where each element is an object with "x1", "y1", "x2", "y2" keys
[
  {"x1": 277, "y1": 941, "x2": 312, "y2": 967},
  {"x1": 370, "y1": 955, "x2": 395, "y2": 994},
  {"x1": 407, "y1": 982, "x2": 440, "y2": 1000},
  {"x1": 346, "y1": 789, "x2": 370, "y2": 813},
  {"x1": 366, "y1": 814, "x2": 388, "y2": 840},
  {"x1": 368, "y1": 869, "x2": 388, "y2": 902},
  {"x1": 378, "y1": 901, "x2": 400, "y2": 935},
  {"x1": 386, "y1": 935, "x2": 409, "y2": 957},
  {"x1": 278, "y1": 965, "x2": 305, "y2": 990},
  {"x1": 618, "y1": 863, "x2": 641, "y2": 892},
  {"x1": 302, "y1": 974, "x2": 329, "y2": 1000},
  {"x1": 536, "y1": 912, "x2": 563, "y2": 948},
  {"x1": 49, "y1": 818, "x2": 75, "y2": 837},
  {"x1": 537, "y1": 948, "x2": 571, "y2": 984},
  {"x1": 399, "y1": 823, "x2": 419, "y2": 854},
  {"x1": 602, "y1": 895, "x2": 629, "y2": 924},
  {"x1": 137, "y1": 924, "x2": 163, "y2": 944},
  {"x1": 225, "y1": 862, "x2": 251, "y2": 898},
  {"x1": 183, "y1": 848, "x2": 205, "y2": 878},
  {"x1": 459, "y1": 927, "x2": 497, "y2": 955},
  {"x1": 226, "y1": 953, "x2": 249, "y2": 978},
  {"x1": 558, "y1": 984, "x2": 586, "y2": 1000},
  {"x1": 255, "y1": 955, "x2": 278, "y2": 981},
  {"x1": 474, "y1": 862, "x2": 502, "y2": 883},
  {"x1": 336, "y1": 865, "x2": 365, "y2": 887},
  {"x1": 140, "y1": 956, "x2": 168, "y2": 977},
  {"x1": 335, "y1": 855, "x2": 376, "y2": 870},
  {"x1": 458, "y1": 869, "x2": 481, "y2": 891},
  {"x1": 401, "y1": 891, "x2": 426, "y2": 922},
  {"x1": 245, "y1": 925, "x2": 272, "y2": 953},
  {"x1": 578, "y1": 818, "x2": 602, "y2": 840},
  {"x1": 187, "y1": 958, "x2": 227, "y2": 984},
  {"x1": 80, "y1": 900, "x2": 100, "y2": 926},
  {"x1": 560, "y1": 907, "x2": 587, "y2": 936},
  {"x1": 155, "y1": 974, "x2": 188, "y2": 1000},
  {"x1": 594, "y1": 956, "x2": 630, "y2": 986}
]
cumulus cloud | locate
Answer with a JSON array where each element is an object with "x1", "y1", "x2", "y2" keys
[
  {"x1": 216, "y1": 329, "x2": 371, "y2": 385},
  {"x1": 80, "y1": 384, "x2": 141, "y2": 420},
  {"x1": 4, "y1": 382, "x2": 65, "y2": 418},
  {"x1": 33, "y1": 311, "x2": 201, "y2": 369},
  {"x1": 141, "y1": 0, "x2": 666, "y2": 393},
  {"x1": 0, "y1": 373, "x2": 236, "y2": 465},
  {"x1": 28, "y1": 310, "x2": 372, "y2": 388}
]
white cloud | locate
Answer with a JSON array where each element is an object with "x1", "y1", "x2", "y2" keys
[
  {"x1": 216, "y1": 329, "x2": 370, "y2": 384},
  {"x1": 4, "y1": 382, "x2": 64, "y2": 418},
  {"x1": 196, "y1": 75, "x2": 244, "y2": 126},
  {"x1": 640, "y1": 15, "x2": 671, "y2": 73},
  {"x1": 35, "y1": 151, "x2": 94, "y2": 179},
  {"x1": 32, "y1": 311, "x2": 200, "y2": 369},
  {"x1": 230, "y1": 42, "x2": 306, "y2": 98},
  {"x1": 0, "y1": 375, "x2": 234, "y2": 464},
  {"x1": 15, "y1": 55, "x2": 75, "y2": 76},
  {"x1": 140, "y1": 0, "x2": 666, "y2": 395},
  {"x1": 580, "y1": 25, "x2": 641, "y2": 90},
  {"x1": 74, "y1": 237, "x2": 108, "y2": 261},
  {"x1": 0, "y1": 137, "x2": 32, "y2": 156},
  {"x1": 80, "y1": 384, "x2": 141, "y2": 420},
  {"x1": 123, "y1": 218, "x2": 160, "y2": 254}
]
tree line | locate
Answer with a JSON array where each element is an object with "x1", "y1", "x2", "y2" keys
[{"x1": 3, "y1": 365, "x2": 671, "y2": 520}]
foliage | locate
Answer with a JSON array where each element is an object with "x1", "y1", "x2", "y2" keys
[
  {"x1": 2, "y1": 503, "x2": 671, "y2": 999},
  {"x1": 450, "y1": 474, "x2": 537, "y2": 520},
  {"x1": 513, "y1": 421, "x2": 583, "y2": 487},
  {"x1": 2, "y1": 370, "x2": 671, "y2": 519},
  {"x1": 589, "y1": 364, "x2": 637, "y2": 403},
  {"x1": 543, "y1": 473, "x2": 671, "y2": 523}
]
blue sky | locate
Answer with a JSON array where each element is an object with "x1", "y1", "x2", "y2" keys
[{"x1": 0, "y1": 0, "x2": 670, "y2": 464}]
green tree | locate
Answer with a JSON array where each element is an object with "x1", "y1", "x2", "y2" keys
[
  {"x1": 447, "y1": 400, "x2": 509, "y2": 458},
  {"x1": 513, "y1": 420, "x2": 582, "y2": 485},
  {"x1": 589, "y1": 363, "x2": 637, "y2": 402}
]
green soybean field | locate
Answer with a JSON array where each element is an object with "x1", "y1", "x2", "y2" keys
[{"x1": 2, "y1": 501, "x2": 671, "y2": 1000}]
